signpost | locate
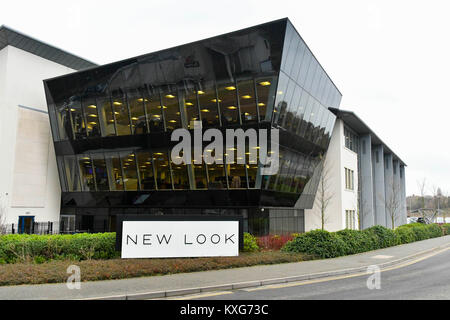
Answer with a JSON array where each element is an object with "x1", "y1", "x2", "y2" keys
[{"x1": 116, "y1": 216, "x2": 243, "y2": 259}]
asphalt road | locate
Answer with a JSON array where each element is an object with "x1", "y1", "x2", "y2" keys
[{"x1": 182, "y1": 247, "x2": 450, "y2": 300}]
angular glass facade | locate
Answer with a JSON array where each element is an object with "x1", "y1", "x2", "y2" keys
[{"x1": 45, "y1": 18, "x2": 341, "y2": 232}]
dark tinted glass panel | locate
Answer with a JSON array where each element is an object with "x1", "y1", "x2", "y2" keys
[
  {"x1": 145, "y1": 90, "x2": 164, "y2": 132},
  {"x1": 97, "y1": 93, "x2": 116, "y2": 136},
  {"x1": 161, "y1": 88, "x2": 182, "y2": 130},
  {"x1": 183, "y1": 88, "x2": 200, "y2": 130},
  {"x1": 78, "y1": 155, "x2": 95, "y2": 191},
  {"x1": 111, "y1": 91, "x2": 131, "y2": 136},
  {"x1": 255, "y1": 77, "x2": 276, "y2": 122},
  {"x1": 82, "y1": 97, "x2": 101, "y2": 137},
  {"x1": 218, "y1": 83, "x2": 239, "y2": 125},
  {"x1": 54, "y1": 103, "x2": 69, "y2": 141},
  {"x1": 272, "y1": 72, "x2": 289, "y2": 124},
  {"x1": 64, "y1": 155, "x2": 81, "y2": 191},
  {"x1": 153, "y1": 151, "x2": 172, "y2": 190},
  {"x1": 238, "y1": 79, "x2": 258, "y2": 124},
  {"x1": 121, "y1": 151, "x2": 138, "y2": 190},
  {"x1": 171, "y1": 161, "x2": 189, "y2": 190},
  {"x1": 127, "y1": 88, "x2": 148, "y2": 135},
  {"x1": 206, "y1": 156, "x2": 227, "y2": 189},
  {"x1": 69, "y1": 99, "x2": 86, "y2": 139},
  {"x1": 105, "y1": 153, "x2": 123, "y2": 191},
  {"x1": 92, "y1": 153, "x2": 109, "y2": 191},
  {"x1": 136, "y1": 151, "x2": 155, "y2": 190},
  {"x1": 227, "y1": 147, "x2": 247, "y2": 189},
  {"x1": 197, "y1": 84, "x2": 219, "y2": 127}
]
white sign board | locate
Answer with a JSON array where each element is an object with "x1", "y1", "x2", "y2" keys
[{"x1": 121, "y1": 221, "x2": 239, "y2": 258}]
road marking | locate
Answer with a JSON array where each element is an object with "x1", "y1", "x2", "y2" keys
[
  {"x1": 243, "y1": 246, "x2": 450, "y2": 292},
  {"x1": 158, "y1": 291, "x2": 233, "y2": 300}
]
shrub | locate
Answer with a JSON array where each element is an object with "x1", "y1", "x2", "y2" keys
[
  {"x1": 242, "y1": 233, "x2": 259, "y2": 252},
  {"x1": 441, "y1": 224, "x2": 450, "y2": 236},
  {"x1": 394, "y1": 227, "x2": 415, "y2": 244},
  {"x1": 0, "y1": 233, "x2": 117, "y2": 264},
  {"x1": 335, "y1": 229, "x2": 371, "y2": 254},
  {"x1": 256, "y1": 234, "x2": 296, "y2": 251},
  {"x1": 282, "y1": 229, "x2": 347, "y2": 258},
  {"x1": 363, "y1": 225, "x2": 397, "y2": 249}
]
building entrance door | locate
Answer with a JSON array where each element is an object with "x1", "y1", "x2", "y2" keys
[{"x1": 18, "y1": 216, "x2": 34, "y2": 234}]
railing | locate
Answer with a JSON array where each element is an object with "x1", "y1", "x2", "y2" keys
[{"x1": 1, "y1": 222, "x2": 57, "y2": 235}]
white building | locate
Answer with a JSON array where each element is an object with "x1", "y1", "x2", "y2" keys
[
  {"x1": 0, "y1": 25, "x2": 96, "y2": 233},
  {"x1": 305, "y1": 109, "x2": 407, "y2": 231}
]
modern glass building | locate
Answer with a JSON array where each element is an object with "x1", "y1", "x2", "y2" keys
[{"x1": 44, "y1": 18, "x2": 342, "y2": 233}]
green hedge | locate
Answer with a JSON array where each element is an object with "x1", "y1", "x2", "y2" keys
[
  {"x1": 0, "y1": 233, "x2": 117, "y2": 264},
  {"x1": 282, "y1": 224, "x2": 446, "y2": 258}
]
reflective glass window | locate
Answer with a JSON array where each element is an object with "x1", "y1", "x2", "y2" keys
[
  {"x1": 226, "y1": 147, "x2": 246, "y2": 189},
  {"x1": 145, "y1": 90, "x2": 164, "y2": 132},
  {"x1": 297, "y1": 49, "x2": 312, "y2": 88},
  {"x1": 136, "y1": 151, "x2": 155, "y2": 190},
  {"x1": 206, "y1": 150, "x2": 227, "y2": 189},
  {"x1": 120, "y1": 151, "x2": 139, "y2": 190},
  {"x1": 54, "y1": 103, "x2": 70, "y2": 141},
  {"x1": 97, "y1": 93, "x2": 116, "y2": 136},
  {"x1": 64, "y1": 155, "x2": 81, "y2": 191},
  {"x1": 246, "y1": 143, "x2": 258, "y2": 189},
  {"x1": 255, "y1": 77, "x2": 276, "y2": 122},
  {"x1": 272, "y1": 72, "x2": 289, "y2": 124},
  {"x1": 153, "y1": 151, "x2": 172, "y2": 190},
  {"x1": 69, "y1": 99, "x2": 87, "y2": 139},
  {"x1": 161, "y1": 88, "x2": 182, "y2": 130},
  {"x1": 92, "y1": 153, "x2": 109, "y2": 191},
  {"x1": 105, "y1": 153, "x2": 123, "y2": 191},
  {"x1": 127, "y1": 89, "x2": 148, "y2": 135},
  {"x1": 284, "y1": 84, "x2": 301, "y2": 131},
  {"x1": 111, "y1": 91, "x2": 131, "y2": 136},
  {"x1": 171, "y1": 161, "x2": 189, "y2": 190},
  {"x1": 183, "y1": 88, "x2": 200, "y2": 130},
  {"x1": 198, "y1": 83, "x2": 220, "y2": 127},
  {"x1": 82, "y1": 97, "x2": 101, "y2": 137},
  {"x1": 218, "y1": 83, "x2": 239, "y2": 125},
  {"x1": 304, "y1": 60, "x2": 318, "y2": 94},
  {"x1": 295, "y1": 90, "x2": 308, "y2": 135},
  {"x1": 281, "y1": 24, "x2": 295, "y2": 71},
  {"x1": 277, "y1": 79, "x2": 295, "y2": 127},
  {"x1": 298, "y1": 94, "x2": 313, "y2": 138},
  {"x1": 284, "y1": 35, "x2": 300, "y2": 78},
  {"x1": 291, "y1": 39, "x2": 307, "y2": 81},
  {"x1": 237, "y1": 79, "x2": 258, "y2": 124},
  {"x1": 78, "y1": 154, "x2": 95, "y2": 191}
]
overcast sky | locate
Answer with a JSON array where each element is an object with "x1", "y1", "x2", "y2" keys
[{"x1": 2, "y1": 0, "x2": 449, "y2": 196}]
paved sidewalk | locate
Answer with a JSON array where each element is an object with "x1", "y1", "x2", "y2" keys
[{"x1": 1, "y1": 235, "x2": 449, "y2": 300}]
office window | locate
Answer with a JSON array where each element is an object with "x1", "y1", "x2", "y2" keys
[
  {"x1": 345, "y1": 168, "x2": 354, "y2": 190},
  {"x1": 111, "y1": 91, "x2": 131, "y2": 136},
  {"x1": 161, "y1": 88, "x2": 182, "y2": 131},
  {"x1": 345, "y1": 210, "x2": 357, "y2": 230},
  {"x1": 344, "y1": 126, "x2": 358, "y2": 152},
  {"x1": 198, "y1": 83, "x2": 220, "y2": 127},
  {"x1": 136, "y1": 151, "x2": 155, "y2": 190},
  {"x1": 153, "y1": 151, "x2": 172, "y2": 190},
  {"x1": 120, "y1": 151, "x2": 139, "y2": 190}
]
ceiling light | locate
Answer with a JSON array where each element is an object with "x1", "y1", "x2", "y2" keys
[
  {"x1": 225, "y1": 86, "x2": 236, "y2": 91},
  {"x1": 113, "y1": 101, "x2": 122, "y2": 106},
  {"x1": 258, "y1": 103, "x2": 265, "y2": 107},
  {"x1": 88, "y1": 122, "x2": 97, "y2": 125},
  {"x1": 259, "y1": 81, "x2": 271, "y2": 86},
  {"x1": 87, "y1": 105, "x2": 97, "y2": 109},
  {"x1": 88, "y1": 114, "x2": 97, "y2": 117},
  {"x1": 227, "y1": 106, "x2": 237, "y2": 110},
  {"x1": 169, "y1": 120, "x2": 177, "y2": 123},
  {"x1": 185, "y1": 102, "x2": 194, "y2": 106},
  {"x1": 197, "y1": 90, "x2": 205, "y2": 95},
  {"x1": 131, "y1": 117, "x2": 139, "y2": 121},
  {"x1": 241, "y1": 95, "x2": 252, "y2": 99},
  {"x1": 165, "y1": 94, "x2": 176, "y2": 99},
  {"x1": 70, "y1": 108, "x2": 76, "y2": 112},
  {"x1": 201, "y1": 109, "x2": 210, "y2": 112}
]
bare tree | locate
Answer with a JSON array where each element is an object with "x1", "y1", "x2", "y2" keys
[
  {"x1": 315, "y1": 158, "x2": 335, "y2": 230},
  {"x1": 417, "y1": 178, "x2": 427, "y2": 217},
  {"x1": 385, "y1": 180, "x2": 402, "y2": 229}
]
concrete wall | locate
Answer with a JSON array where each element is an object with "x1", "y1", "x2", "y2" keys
[{"x1": 0, "y1": 45, "x2": 75, "y2": 225}]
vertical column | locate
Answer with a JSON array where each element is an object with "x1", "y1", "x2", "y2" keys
[
  {"x1": 384, "y1": 153, "x2": 394, "y2": 229},
  {"x1": 393, "y1": 160, "x2": 402, "y2": 228},
  {"x1": 359, "y1": 134, "x2": 375, "y2": 229},
  {"x1": 400, "y1": 165, "x2": 407, "y2": 225},
  {"x1": 372, "y1": 145, "x2": 386, "y2": 226}
]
